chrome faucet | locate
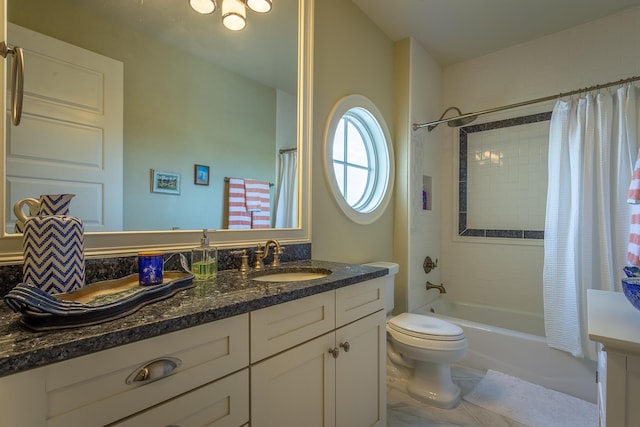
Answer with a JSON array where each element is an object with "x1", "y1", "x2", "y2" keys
[
  {"x1": 260, "y1": 239, "x2": 283, "y2": 267},
  {"x1": 426, "y1": 281, "x2": 446, "y2": 294}
]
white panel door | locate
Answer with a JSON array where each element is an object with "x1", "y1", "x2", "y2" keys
[
  {"x1": 6, "y1": 23, "x2": 123, "y2": 232},
  {"x1": 251, "y1": 332, "x2": 336, "y2": 427}
]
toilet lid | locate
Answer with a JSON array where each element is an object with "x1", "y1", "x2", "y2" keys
[{"x1": 387, "y1": 313, "x2": 464, "y2": 341}]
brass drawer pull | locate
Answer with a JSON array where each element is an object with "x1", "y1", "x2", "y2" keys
[
  {"x1": 339, "y1": 341, "x2": 350, "y2": 352},
  {"x1": 328, "y1": 347, "x2": 339, "y2": 359},
  {"x1": 126, "y1": 357, "x2": 182, "y2": 385}
]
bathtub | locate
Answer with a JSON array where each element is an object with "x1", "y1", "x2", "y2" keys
[{"x1": 413, "y1": 297, "x2": 597, "y2": 403}]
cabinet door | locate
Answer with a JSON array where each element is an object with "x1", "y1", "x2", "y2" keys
[
  {"x1": 251, "y1": 332, "x2": 336, "y2": 427},
  {"x1": 335, "y1": 309, "x2": 386, "y2": 427},
  {"x1": 112, "y1": 369, "x2": 249, "y2": 427}
]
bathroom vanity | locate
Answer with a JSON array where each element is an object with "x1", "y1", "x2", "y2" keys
[
  {"x1": 588, "y1": 289, "x2": 640, "y2": 427},
  {"x1": 0, "y1": 261, "x2": 387, "y2": 426}
]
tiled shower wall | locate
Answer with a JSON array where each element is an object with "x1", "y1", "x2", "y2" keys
[{"x1": 459, "y1": 113, "x2": 550, "y2": 239}]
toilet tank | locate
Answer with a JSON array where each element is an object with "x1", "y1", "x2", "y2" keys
[{"x1": 363, "y1": 261, "x2": 399, "y2": 315}]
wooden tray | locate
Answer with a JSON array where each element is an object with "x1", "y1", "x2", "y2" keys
[{"x1": 4, "y1": 272, "x2": 194, "y2": 331}]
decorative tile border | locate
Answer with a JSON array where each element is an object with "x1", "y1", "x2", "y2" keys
[{"x1": 458, "y1": 112, "x2": 551, "y2": 239}]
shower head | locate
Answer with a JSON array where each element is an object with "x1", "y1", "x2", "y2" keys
[{"x1": 427, "y1": 107, "x2": 477, "y2": 131}]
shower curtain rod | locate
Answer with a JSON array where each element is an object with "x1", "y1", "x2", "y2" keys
[
  {"x1": 413, "y1": 74, "x2": 640, "y2": 131},
  {"x1": 279, "y1": 147, "x2": 297, "y2": 154}
]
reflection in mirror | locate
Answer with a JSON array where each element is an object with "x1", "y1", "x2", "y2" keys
[{"x1": 6, "y1": 0, "x2": 299, "y2": 233}]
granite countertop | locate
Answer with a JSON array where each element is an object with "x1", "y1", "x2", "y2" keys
[{"x1": 0, "y1": 260, "x2": 387, "y2": 378}]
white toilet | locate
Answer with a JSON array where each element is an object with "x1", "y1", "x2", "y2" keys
[{"x1": 365, "y1": 261, "x2": 468, "y2": 409}]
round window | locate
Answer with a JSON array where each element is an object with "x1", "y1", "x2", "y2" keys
[{"x1": 323, "y1": 95, "x2": 394, "y2": 224}]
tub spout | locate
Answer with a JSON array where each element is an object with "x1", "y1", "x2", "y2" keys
[{"x1": 426, "y1": 281, "x2": 446, "y2": 294}]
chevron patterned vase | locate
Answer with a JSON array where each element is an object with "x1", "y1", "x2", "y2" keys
[{"x1": 21, "y1": 195, "x2": 86, "y2": 294}]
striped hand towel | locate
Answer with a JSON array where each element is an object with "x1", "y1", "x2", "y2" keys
[
  {"x1": 228, "y1": 178, "x2": 251, "y2": 229},
  {"x1": 247, "y1": 179, "x2": 271, "y2": 229},
  {"x1": 628, "y1": 148, "x2": 640, "y2": 265},
  {"x1": 245, "y1": 179, "x2": 266, "y2": 212},
  {"x1": 629, "y1": 204, "x2": 640, "y2": 266}
]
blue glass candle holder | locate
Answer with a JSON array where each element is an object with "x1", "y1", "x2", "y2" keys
[{"x1": 138, "y1": 252, "x2": 164, "y2": 286}]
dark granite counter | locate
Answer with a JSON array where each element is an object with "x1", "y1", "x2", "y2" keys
[{"x1": 0, "y1": 260, "x2": 387, "y2": 378}]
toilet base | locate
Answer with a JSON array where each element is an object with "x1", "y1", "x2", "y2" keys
[{"x1": 406, "y1": 360, "x2": 461, "y2": 409}]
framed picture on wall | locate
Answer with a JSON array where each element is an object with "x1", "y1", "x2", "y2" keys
[
  {"x1": 151, "y1": 169, "x2": 181, "y2": 195},
  {"x1": 194, "y1": 164, "x2": 210, "y2": 186}
]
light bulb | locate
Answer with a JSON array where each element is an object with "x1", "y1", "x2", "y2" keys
[
  {"x1": 246, "y1": 0, "x2": 272, "y2": 13},
  {"x1": 222, "y1": 0, "x2": 246, "y2": 31},
  {"x1": 189, "y1": 0, "x2": 216, "y2": 14}
]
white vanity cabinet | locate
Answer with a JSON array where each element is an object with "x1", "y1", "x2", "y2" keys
[
  {"x1": 588, "y1": 290, "x2": 640, "y2": 427},
  {"x1": 0, "y1": 314, "x2": 250, "y2": 427},
  {"x1": 0, "y1": 276, "x2": 387, "y2": 427},
  {"x1": 250, "y1": 278, "x2": 387, "y2": 427}
]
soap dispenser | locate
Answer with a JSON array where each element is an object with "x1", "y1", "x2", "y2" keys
[{"x1": 191, "y1": 229, "x2": 217, "y2": 280}]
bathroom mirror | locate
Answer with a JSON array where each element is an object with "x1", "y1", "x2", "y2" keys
[{"x1": 0, "y1": 0, "x2": 312, "y2": 262}]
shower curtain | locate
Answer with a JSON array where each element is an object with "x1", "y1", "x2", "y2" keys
[
  {"x1": 274, "y1": 150, "x2": 298, "y2": 228},
  {"x1": 544, "y1": 85, "x2": 639, "y2": 360}
]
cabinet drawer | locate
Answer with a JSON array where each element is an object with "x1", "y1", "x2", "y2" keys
[
  {"x1": 45, "y1": 314, "x2": 249, "y2": 427},
  {"x1": 113, "y1": 369, "x2": 249, "y2": 427},
  {"x1": 336, "y1": 277, "x2": 385, "y2": 327},
  {"x1": 251, "y1": 291, "x2": 335, "y2": 362}
]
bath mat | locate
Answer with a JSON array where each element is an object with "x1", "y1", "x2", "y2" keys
[{"x1": 463, "y1": 370, "x2": 597, "y2": 427}]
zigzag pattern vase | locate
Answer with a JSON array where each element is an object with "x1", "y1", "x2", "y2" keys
[{"x1": 21, "y1": 195, "x2": 86, "y2": 294}]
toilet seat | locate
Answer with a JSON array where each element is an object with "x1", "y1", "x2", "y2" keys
[{"x1": 388, "y1": 313, "x2": 464, "y2": 341}]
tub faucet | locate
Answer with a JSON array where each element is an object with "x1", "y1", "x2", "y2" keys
[
  {"x1": 260, "y1": 239, "x2": 283, "y2": 267},
  {"x1": 426, "y1": 281, "x2": 446, "y2": 294}
]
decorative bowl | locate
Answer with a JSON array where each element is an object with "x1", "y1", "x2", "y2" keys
[
  {"x1": 623, "y1": 266, "x2": 640, "y2": 278},
  {"x1": 621, "y1": 277, "x2": 640, "y2": 311}
]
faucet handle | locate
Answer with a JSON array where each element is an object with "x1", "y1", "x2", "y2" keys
[
  {"x1": 231, "y1": 249, "x2": 249, "y2": 274},
  {"x1": 271, "y1": 246, "x2": 284, "y2": 267},
  {"x1": 254, "y1": 244, "x2": 264, "y2": 270}
]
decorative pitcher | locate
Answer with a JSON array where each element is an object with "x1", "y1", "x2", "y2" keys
[
  {"x1": 14, "y1": 198, "x2": 40, "y2": 233},
  {"x1": 19, "y1": 194, "x2": 86, "y2": 294}
]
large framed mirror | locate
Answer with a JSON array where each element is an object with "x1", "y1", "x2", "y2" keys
[{"x1": 0, "y1": 0, "x2": 312, "y2": 262}]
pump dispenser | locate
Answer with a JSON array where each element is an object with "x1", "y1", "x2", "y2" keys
[{"x1": 191, "y1": 229, "x2": 217, "y2": 280}]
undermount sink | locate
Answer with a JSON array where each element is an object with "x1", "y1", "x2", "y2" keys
[{"x1": 250, "y1": 268, "x2": 332, "y2": 282}]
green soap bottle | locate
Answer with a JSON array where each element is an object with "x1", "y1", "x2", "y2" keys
[{"x1": 191, "y1": 229, "x2": 217, "y2": 280}]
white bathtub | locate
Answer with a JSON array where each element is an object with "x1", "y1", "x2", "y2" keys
[{"x1": 414, "y1": 298, "x2": 597, "y2": 403}]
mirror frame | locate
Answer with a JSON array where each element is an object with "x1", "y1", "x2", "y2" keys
[{"x1": 0, "y1": 0, "x2": 313, "y2": 264}]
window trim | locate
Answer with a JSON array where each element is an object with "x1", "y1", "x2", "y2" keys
[{"x1": 323, "y1": 94, "x2": 394, "y2": 225}]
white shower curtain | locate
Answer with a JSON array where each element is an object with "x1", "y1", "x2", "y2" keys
[
  {"x1": 274, "y1": 150, "x2": 298, "y2": 228},
  {"x1": 544, "y1": 85, "x2": 638, "y2": 360}
]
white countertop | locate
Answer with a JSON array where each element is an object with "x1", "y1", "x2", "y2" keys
[{"x1": 588, "y1": 289, "x2": 640, "y2": 355}]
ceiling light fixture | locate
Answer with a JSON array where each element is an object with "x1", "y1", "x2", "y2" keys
[
  {"x1": 245, "y1": 0, "x2": 272, "y2": 13},
  {"x1": 222, "y1": 0, "x2": 247, "y2": 31},
  {"x1": 189, "y1": 0, "x2": 271, "y2": 31},
  {"x1": 189, "y1": 0, "x2": 217, "y2": 15}
]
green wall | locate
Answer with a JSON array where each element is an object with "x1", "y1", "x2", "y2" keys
[
  {"x1": 10, "y1": 0, "x2": 277, "y2": 231},
  {"x1": 312, "y1": 0, "x2": 395, "y2": 263}
]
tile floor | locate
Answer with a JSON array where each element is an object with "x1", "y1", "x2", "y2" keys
[{"x1": 387, "y1": 365, "x2": 528, "y2": 427}]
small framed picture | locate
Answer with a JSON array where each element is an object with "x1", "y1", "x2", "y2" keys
[
  {"x1": 194, "y1": 164, "x2": 210, "y2": 186},
  {"x1": 151, "y1": 169, "x2": 181, "y2": 195}
]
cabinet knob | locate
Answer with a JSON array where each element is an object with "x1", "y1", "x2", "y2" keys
[
  {"x1": 328, "y1": 347, "x2": 339, "y2": 359},
  {"x1": 126, "y1": 357, "x2": 182, "y2": 385},
  {"x1": 339, "y1": 341, "x2": 351, "y2": 352}
]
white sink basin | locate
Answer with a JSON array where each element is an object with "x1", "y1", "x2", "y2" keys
[{"x1": 250, "y1": 269, "x2": 331, "y2": 282}]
